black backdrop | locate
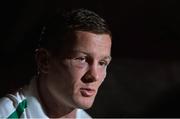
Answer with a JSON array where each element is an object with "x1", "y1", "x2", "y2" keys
[{"x1": 1, "y1": 0, "x2": 180, "y2": 117}]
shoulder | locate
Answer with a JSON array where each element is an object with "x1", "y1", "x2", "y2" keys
[{"x1": 0, "y1": 89, "x2": 26, "y2": 118}]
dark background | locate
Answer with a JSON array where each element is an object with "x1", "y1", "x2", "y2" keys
[{"x1": 1, "y1": 0, "x2": 180, "y2": 117}]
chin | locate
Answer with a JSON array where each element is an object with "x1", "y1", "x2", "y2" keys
[
  {"x1": 78, "y1": 103, "x2": 93, "y2": 109},
  {"x1": 74, "y1": 96, "x2": 95, "y2": 109}
]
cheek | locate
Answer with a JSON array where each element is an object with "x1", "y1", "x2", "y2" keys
[
  {"x1": 98, "y1": 68, "x2": 107, "y2": 84},
  {"x1": 65, "y1": 64, "x2": 87, "y2": 83},
  {"x1": 72, "y1": 68, "x2": 88, "y2": 82},
  {"x1": 101, "y1": 67, "x2": 107, "y2": 77}
]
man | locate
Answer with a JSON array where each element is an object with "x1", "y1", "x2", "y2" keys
[{"x1": 0, "y1": 8, "x2": 112, "y2": 118}]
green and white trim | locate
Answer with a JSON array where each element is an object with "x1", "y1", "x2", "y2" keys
[{"x1": 8, "y1": 99, "x2": 27, "y2": 118}]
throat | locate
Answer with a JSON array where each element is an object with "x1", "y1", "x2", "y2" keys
[{"x1": 46, "y1": 108, "x2": 77, "y2": 118}]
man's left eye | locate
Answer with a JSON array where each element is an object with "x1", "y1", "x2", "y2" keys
[{"x1": 99, "y1": 61, "x2": 108, "y2": 66}]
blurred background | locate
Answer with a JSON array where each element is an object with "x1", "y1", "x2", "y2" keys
[{"x1": 1, "y1": 0, "x2": 180, "y2": 117}]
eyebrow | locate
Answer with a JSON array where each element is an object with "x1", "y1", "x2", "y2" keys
[
  {"x1": 71, "y1": 50, "x2": 112, "y2": 61},
  {"x1": 103, "y1": 56, "x2": 112, "y2": 61}
]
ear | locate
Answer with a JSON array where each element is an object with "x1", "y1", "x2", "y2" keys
[{"x1": 35, "y1": 48, "x2": 51, "y2": 74}]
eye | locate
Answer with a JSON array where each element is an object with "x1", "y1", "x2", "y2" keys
[
  {"x1": 75, "y1": 57, "x2": 86, "y2": 63},
  {"x1": 99, "y1": 60, "x2": 108, "y2": 67}
]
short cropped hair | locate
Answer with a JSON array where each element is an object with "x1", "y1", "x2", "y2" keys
[{"x1": 39, "y1": 8, "x2": 112, "y2": 55}]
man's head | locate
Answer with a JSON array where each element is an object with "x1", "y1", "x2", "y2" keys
[
  {"x1": 38, "y1": 8, "x2": 111, "y2": 55},
  {"x1": 36, "y1": 8, "x2": 112, "y2": 110}
]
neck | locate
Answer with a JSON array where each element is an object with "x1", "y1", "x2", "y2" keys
[{"x1": 36, "y1": 75, "x2": 77, "y2": 118}]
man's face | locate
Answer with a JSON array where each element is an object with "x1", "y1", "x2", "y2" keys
[{"x1": 45, "y1": 31, "x2": 111, "y2": 109}]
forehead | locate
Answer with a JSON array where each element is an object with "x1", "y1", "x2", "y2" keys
[
  {"x1": 69, "y1": 31, "x2": 112, "y2": 57},
  {"x1": 73, "y1": 30, "x2": 111, "y2": 41}
]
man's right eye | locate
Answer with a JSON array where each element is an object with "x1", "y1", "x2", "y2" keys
[{"x1": 75, "y1": 57, "x2": 86, "y2": 63}]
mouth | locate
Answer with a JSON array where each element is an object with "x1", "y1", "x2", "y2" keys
[{"x1": 80, "y1": 88, "x2": 96, "y2": 97}]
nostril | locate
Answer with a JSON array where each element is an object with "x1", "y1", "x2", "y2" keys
[{"x1": 81, "y1": 73, "x2": 97, "y2": 83}]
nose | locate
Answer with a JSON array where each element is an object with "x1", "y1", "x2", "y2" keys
[{"x1": 81, "y1": 63, "x2": 99, "y2": 83}]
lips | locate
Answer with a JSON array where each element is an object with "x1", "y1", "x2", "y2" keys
[{"x1": 80, "y1": 88, "x2": 96, "y2": 97}]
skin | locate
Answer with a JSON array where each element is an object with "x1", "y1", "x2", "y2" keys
[{"x1": 36, "y1": 31, "x2": 112, "y2": 118}]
